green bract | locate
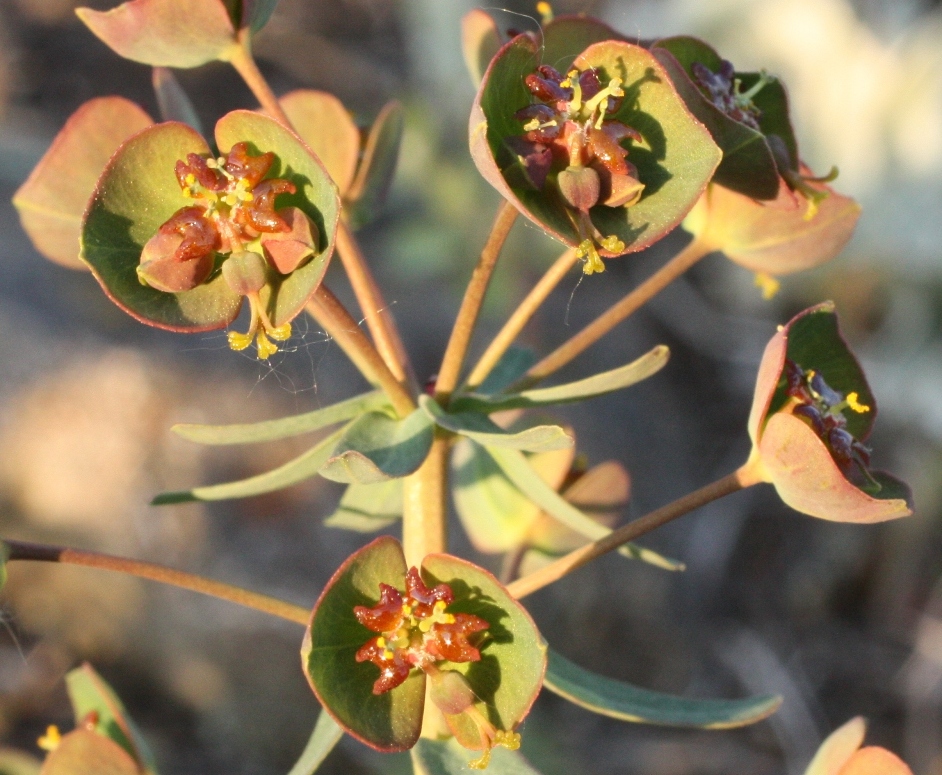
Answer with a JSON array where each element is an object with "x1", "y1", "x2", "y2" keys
[
  {"x1": 81, "y1": 110, "x2": 339, "y2": 334},
  {"x1": 652, "y1": 36, "x2": 798, "y2": 200},
  {"x1": 301, "y1": 536, "x2": 546, "y2": 754},
  {"x1": 470, "y1": 35, "x2": 721, "y2": 271}
]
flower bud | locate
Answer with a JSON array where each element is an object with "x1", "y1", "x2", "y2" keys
[
  {"x1": 557, "y1": 165, "x2": 600, "y2": 212},
  {"x1": 429, "y1": 669, "x2": 477, "y2": 716},
  {"x1": 222, "y1": 250, "x2": 268, "y2": 296}
]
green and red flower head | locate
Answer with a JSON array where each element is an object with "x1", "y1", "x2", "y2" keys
[
  {"x1": 80, "y1": 110, "x2": 340, "y2": 359},
  {"x1": 470, "y1": 34, "x2": 720, "y2": 275},
  {"x1": 302, "y1": 537, "x2": 545, "y2": 763},
  {"x1": 747, "y1": 303, "x2": 913, "y2": 522}
]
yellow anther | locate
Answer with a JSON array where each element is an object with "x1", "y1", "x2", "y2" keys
[
  {"x1": 536, "y1": 1, "x2": 553, "y2": 24},
  {"x1": 227, "y1": 331, "x2": 253, "y2": 351},
  {"x1": 185, "y1": 173, "x2": 196, "y2": 186},
  {"x1": 419, "y1": 619, "x2": 433, "y2": 633},
  {"x1": 401, "y1": 604, "x2": 413, "y2": 617},
  {"x1": 583, "y1": 77, "x2": 624, "y2": 126},
  {"x1": 468, "y1": 749, "x2": 491, "y2": 770},
  {"x1": 382, "y1": 650, "x2": 394, "y2": 660},
  {"x1": 434, "y1": 601, "x2": 447, "y2": 612},
  {"x1": 37, "y1": 725, "x2": 61, "y2": 752},
  {"x1": 576, "y1": 239, "x2": 605, "y2": 275},
  {"x1": 182, "y1": 187, "x2": 193, "y2": 198},
  {"x1": 523, "y1": 118, "x2": 542, "y2": 132},
  {"x1": 846, "y1": 392, "x2": 871, "y2": 413},
  {"x1": 754, "y1": 272, "x2": 780, "y2": 300},
  {"x1": 599, "y1": 235, "x2": 625, "y2": 254},
  {"x1": 256, "y1": 330, "x2": 279, "y2": 360},
  {"x1": 495, "y1": 730, "x2": 521, "y2": 750}
]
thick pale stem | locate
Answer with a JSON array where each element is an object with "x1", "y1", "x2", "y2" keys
[
  {"x1": 307, "y1": 286, "x2": 416, "y2": 418},
  {"x1": 515, "y1": 237, "x2": 713, "y2": 390},
  {"x1": 402, "y1": 431, "x2": 450, "y2": 567},
  {"x1": 226, "y1": 31, "x2": 294, "y2": 128},
  {"x1": 336, "y1": 219, "x2": 414, "y2": 390},
  {"x1": 506, "y1": 461, "x2": 760, "y2": 600},
  {"x1": 5, "y1": 539, "x2": 310, "y2": 625},
  {"x1": 434, "y1": 201, "x2": 518, "y2": 404},
  {"x1": 464, "y1": 247, "x2": 578, "y2": 391}
]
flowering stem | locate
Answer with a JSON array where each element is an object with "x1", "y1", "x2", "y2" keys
[
  {"x1": 4, "y1": 539, "x2": 310, "y2": 625},
  {"x1": 306, "y1": 285, "x2": 416, "y2": 418},
  {"x1": 434, "y1": 201, "x2": 518, "y2": 404},
  {"x1": 512, "y1": 236, "x2": 713, "y2": 390},
  {"x1": 506, "y1": 459, "x2": 763, "y2": 600},
  {"x1": 463, "y1": 246, "x2": 578, "y2": 392},
  {"x1": 336, "y1": 219, "x2": 416, "y2": 391},
  {"x1": 402, "y1": 431, "x2": 451, "y2": 567},
  {"x1": 226, "y1": 30, "x2": 294, "y2": 128}
]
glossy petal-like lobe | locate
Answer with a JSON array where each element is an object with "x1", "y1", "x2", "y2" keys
[
  {"x1": 76, "y1": 0, "x2": 237, "y2": 68},
  {"x1": 13, "y1": 97, "x2": 153, "y2": 269},
  {"x1": 757, "y1": 413, "x2": 912, "y2": 522},
  {"x1": 471, "y1": 35, "x2": 720, "y2": 258},
  {"x1": 279, "y1": 90, "x2": 359, "y2": 194},
  {"x1": 684, "y1": 179, "x2": 860, "y2": 276}
]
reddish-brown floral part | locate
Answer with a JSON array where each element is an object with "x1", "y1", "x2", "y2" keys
[{"x1": 353, "y1": 567, "x2": 489, "y2": 695}]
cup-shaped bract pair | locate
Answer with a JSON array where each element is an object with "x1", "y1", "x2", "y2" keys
[
  {"x1": 81, "y1": 110, "x2": 340, "y2": 359},
  {"x1": 748, "y1": 303, "x2": 912, "y2": 523},
  {"x1": 470, "y1": 26, "x2": 722, "y2": 274},
  {"x1": 803, "y1": 717, "x2": 912, "y2": 775},
  {"x1": 302, "y1": 536, "x2": 545, "y2": 766}
]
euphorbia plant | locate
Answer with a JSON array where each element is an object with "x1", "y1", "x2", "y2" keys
[{"x1": 1, "y1": 1, "x2": 919, "y2": 773}]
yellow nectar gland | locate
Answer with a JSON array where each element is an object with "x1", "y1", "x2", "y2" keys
[
  {"x1": 753, "y1": 272, "x2": 780, "y2": 300},
  {"x1": 37, "y1": 725, "x2": 61, "y2": 752}
]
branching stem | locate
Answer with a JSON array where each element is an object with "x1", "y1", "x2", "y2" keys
[
  {"x1": 5, "y1": 539, "x2": 310, "y2": 625},
  {"x1": 513, "y1": 237, "x2": 713, "y2": 390},
  {"x1": 464, "y1": 246, "x2": 578, "y2": 391},
  {"x1": 434, "y1": 201, "x2": 518, "y2": 404},
  {"x1": 226, "y1": 31, "x2": 294, "y2": 128},
  {"x1": 506, "y1": 458, "x2": 763, "y2": 599},
  {"x1": 307, "y1": 286, "x2": 415, "y2": 418}
]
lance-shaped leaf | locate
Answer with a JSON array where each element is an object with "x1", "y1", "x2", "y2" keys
[
  {"x1": 452, "y1": 437, "x2": 574, "y2": 554},
  {"x1": 345, "y1": 101, "x2": 405, "y2": 229},
  {"x1": 683, "y1": 180, "x2": 860, "y2": 277},
  {"x1": 652, "y1": 36, "x2": 791, "y2": 200},
  {"x1": 453, "y1": 346, "x2": 669, "y2": 413},
  {"x1": 486, "y1": 445, "x2": 683, "y2": 570},
  {"x1": 153, "y1": 426, "x2": 345, "y2": 504},
  {"x1": 476, "y1": 347, "x2": 537, "y2": 395},
  {"x1": 13, "y1": 97, "x2": 153, "y2": 270},
  {"x1": 747, "y1": 303, "x2": 913, "y2": 523},
  {"x1": 324, "y1": 479, "x2": 403, "y2": 533},
  {"x1": 76, "y1": 0, "x2": 239, "y2": 68},
  {"x1": 419, "y1": 395, "x2": 572, "y2": 452},
  {"x1": 803, "y1": 717, "x2": 913, "y2": 775},
  {"x1": 151, "y1": 67, "x2": 202, "y2": 133},
  {"x1": 241, "y1": 0, "x2": 280, "y2": 33},
  {"x1": 82, "y1": 110, "x2": 339, "y2": 332},
  {"x1": 280, "y1": 90, "x2": 360, "y2": 195},
  {"x1": 319, "y1": 409, "x2": 434, "y2": 485},
  {"x1": 286, "y1": 711, "x2": 344, "y2": 775},
  {"x1": 172, "y1": 390, "x2": 386, "y2": 445},
  {"x1": 302, "y1": 537, "x2": 546, "y2": 753},
  {"x1": 471, "y1": 36, "x2": 720, "y2": 263},
  {"x1": 66, "y1": 664, "x2": 156, "y2": 771},
  {"x1": 544, "y1": 649, "x2": 781, "y2": 728},
  {"x1": 412, "y1": 738, "x2": 544, "y2": 775},
  {"x1": 39, "y1": 729, "x2": 139, "y2": 775}
]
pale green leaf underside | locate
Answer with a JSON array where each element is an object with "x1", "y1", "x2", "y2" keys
[
  {"x1": 324, "y1": 479, "x2": 403, "y2": 532},
  {"x1": 285, "y1": 711, "x2": 344, "y2": 775},
  {"x1": 172, "y1": 391, "x2": 387, "y2": 445},
  {"x1": 544, "y1": 649, "x2": 781, "y2": 728},
  {"x1": 153, "y1": 426, "x2": 346, "y2": 503}
]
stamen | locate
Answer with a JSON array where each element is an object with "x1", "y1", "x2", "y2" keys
[
  {"x1": 754, "y1": 272, "x2": 780, "y2": 300},
  {"x1": 37, "y1": 725, "x2": 61, "y2": 752},
  {"x1": 576, "y1": 239, "x2": 605, "y2": 275},
  {"x1": 846, "y1": 392, "x2": 871, "y2": 413}
]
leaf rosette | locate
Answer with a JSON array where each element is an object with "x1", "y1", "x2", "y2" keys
[
  {"x1": 81, "y1": 109, "x2": 340, "y2": 358},
  {"x1": 470, "y1": 35, "x2": 721, "y2": 274},
  {"x1": 747, "y1": 303, "x2": 913, "y2": 522},
  {"x1": 301, "y1": 536, "x2": 546, "y2": 765}
]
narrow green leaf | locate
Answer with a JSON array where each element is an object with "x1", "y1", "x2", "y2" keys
[
  {"x1": 172, "y1": 391, "x2": 387, "y2": 445},
  {"x1": 65, "y1": 663, "x2": 156, "y2": 772},
  {"x1": 544, "y1": 649, "x2": 781, "y2": 728},
  {"x1": 151, "y1": 67, "x2": 202, "y2": 133},
  {"x1": 485, "y1": 446, "x2": 683, "y2": 571},
  {"x1": 153, "y1": 426, "x2": 346, "y2": 503},
  {"x1": 324, "y1": 479, "x2": 403, "y2": 532},
  {"x1": 412, "y1": 738, "x2": 544, "y2": 775},
  {"x1": 244, "y1": 0, "x2": 280, "y2": 32},
  {"x1": 419, "y1": 396, "x2": 572, "y2": 453},
  {"x1": 319, "y1": 409, "x2": 434, "y2": 485},
  {"x1": 285, "y1": 711, "x2": 343, "y2": 775},
  {"x1": 345, "y1": 101, "x2": 404, "y2": 228},
  {"x1": 476, "y1": 347, "x2": 537, "y2": 395},
  {"x1": 453, "y1": 346, "x2": 670, "y2": 413}
]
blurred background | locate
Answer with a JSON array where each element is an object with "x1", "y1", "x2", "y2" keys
[{"x1": 0, "y1": 0, "x2": 941, "y2": 773}]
